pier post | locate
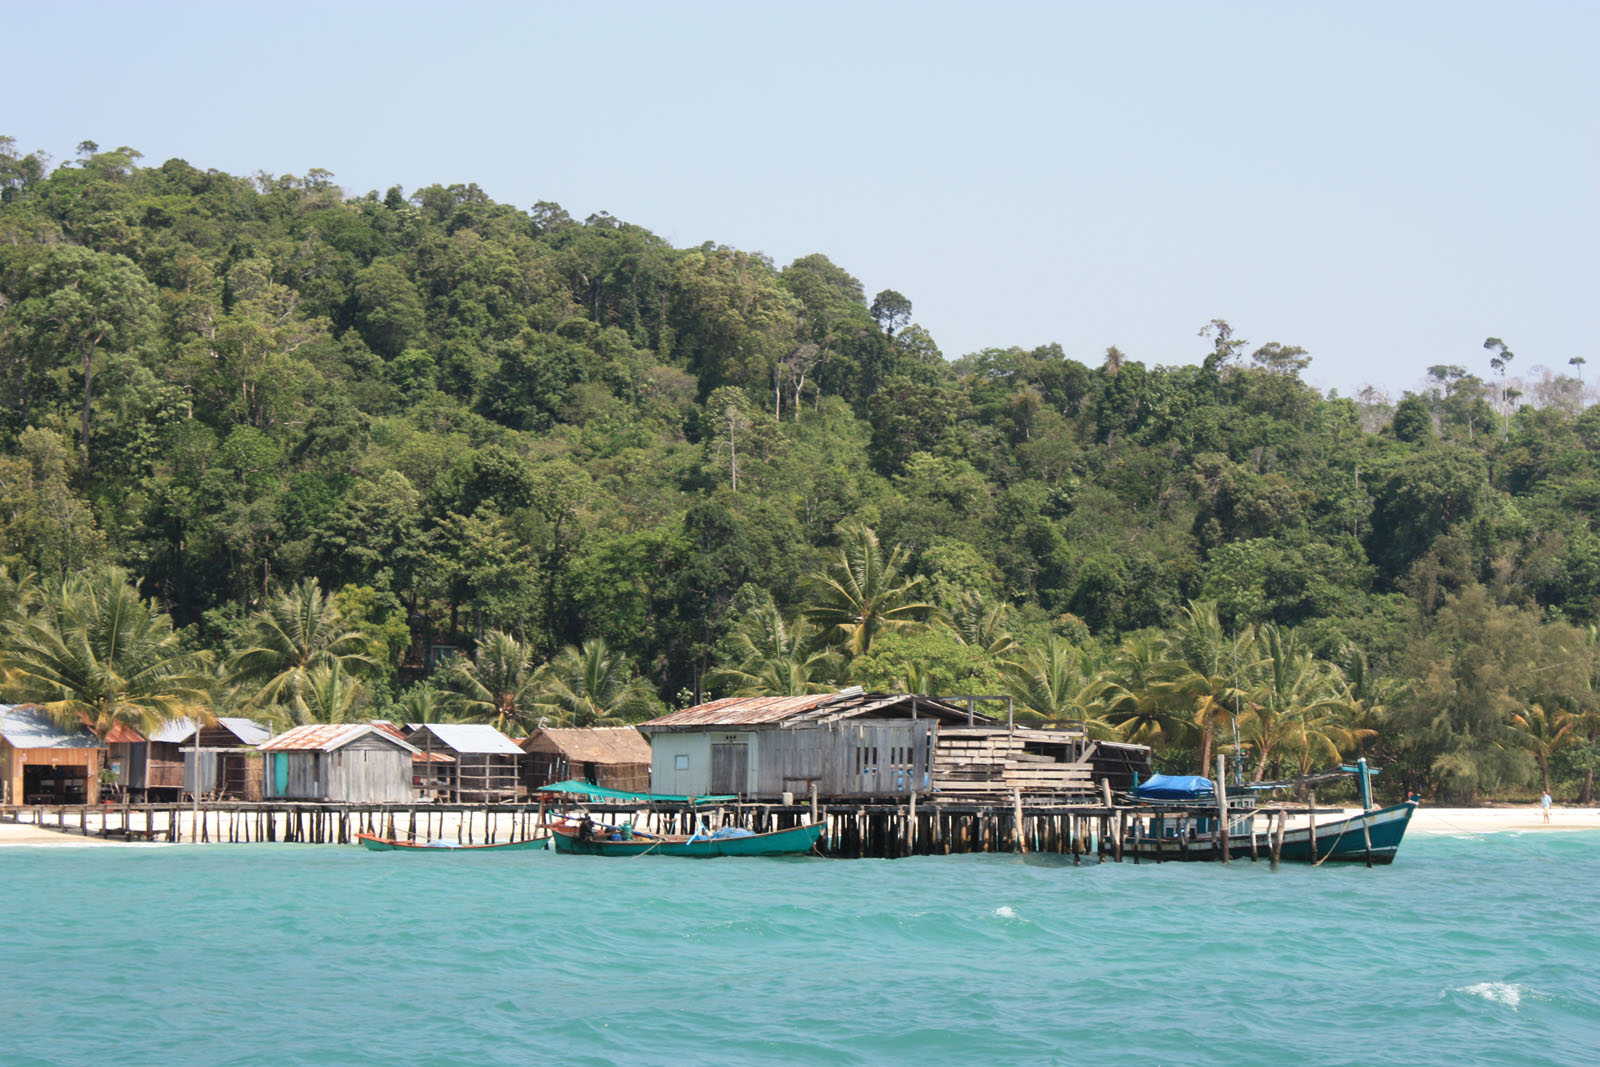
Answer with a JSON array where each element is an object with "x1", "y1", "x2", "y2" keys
[
  {"x1": 1307, "y1": 790, "x2": 1317, "y2": 863},
  {"x1": 1216, "y1": 754, "x2": 1230, "y2": 864}
]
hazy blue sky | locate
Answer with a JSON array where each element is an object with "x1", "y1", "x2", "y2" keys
[{"x1": 8, "y1": 0, "x2": 1595, "y2": 396}]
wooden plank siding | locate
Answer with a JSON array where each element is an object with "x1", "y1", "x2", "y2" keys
[
  {"x1": 271, "y1": 743, "x2": 414, "y2": 804},
  {"x1": 757, "y1": 720, "x2": 936, "y2": 798}
]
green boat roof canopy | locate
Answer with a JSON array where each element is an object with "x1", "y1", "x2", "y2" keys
[{"x1": 536, "y1": 779, "x2": 738, "y2": 805}]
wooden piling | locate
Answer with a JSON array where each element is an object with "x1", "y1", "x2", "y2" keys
[{"x1": 1215, "y1": 754, "x2": 1230, "y2": 864}]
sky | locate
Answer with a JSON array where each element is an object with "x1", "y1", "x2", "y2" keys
[{"x1": 6, "y1": 0, "x2": 1596, "y2": 397}]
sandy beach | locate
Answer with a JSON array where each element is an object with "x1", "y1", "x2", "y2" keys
[{"x1": 2, "y1": 803, "x2": 1597, "y2": 846}]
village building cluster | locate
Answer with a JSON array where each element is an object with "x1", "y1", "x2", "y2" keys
[{"x1": 1, "y1": 690, "x2": 1150, "y2": 808}]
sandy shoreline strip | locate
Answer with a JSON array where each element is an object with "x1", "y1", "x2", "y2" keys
[{"x1": 2, "y1": 804, "x2": 1598, "y2": 847}]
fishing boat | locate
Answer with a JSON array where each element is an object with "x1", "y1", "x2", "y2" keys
[
  {"x1": 354, "y1": 832, "x2": 547, "y2": 852},
  {"x1": 549, "y1": 819, "x2": 824, "y2": 857},
  {"x1": 1125, "y1": 759, "x2": 1418, "y2": 865}
]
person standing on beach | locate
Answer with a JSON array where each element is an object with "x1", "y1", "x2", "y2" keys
[{"x1": 1540, "y1": 791, "x2": 1552, "y2": 824}]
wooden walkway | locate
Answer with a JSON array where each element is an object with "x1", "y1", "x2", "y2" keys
[{"x1": 0, "y1": 796, "x2": 1335, "y2": 862}]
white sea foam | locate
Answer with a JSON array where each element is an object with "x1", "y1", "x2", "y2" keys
[
  {"x1": 1458, "y1": 982, "x2": 1528, "y2": 1008},
  {"x1": 994, "y1": 905, "x2": 1019, "y2": 920}
]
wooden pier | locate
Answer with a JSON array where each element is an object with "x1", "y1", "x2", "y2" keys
[{"x1": 0, "y1": 793, "x2": 1343, "y2": 864}]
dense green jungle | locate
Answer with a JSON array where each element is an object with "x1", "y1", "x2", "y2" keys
[{"x1": 3, "y1": 137, "x2": 1597, "y2": 804}]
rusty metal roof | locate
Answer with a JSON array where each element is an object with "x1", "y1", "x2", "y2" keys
[
  {"x1": 259, "y1": 723, "x2": 419, "y2": 754},
  {"x1": 638, "y1": 692, "x2": 993, "y2": 731}
]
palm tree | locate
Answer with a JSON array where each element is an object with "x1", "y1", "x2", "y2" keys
[
  {"x1": 1241, "y1": 625, "x2": 1351, "y2": 781},
  {"x1": 442, "y1": 630, "x2": 541, "y2": 735},
  {"x1": 0, "y1": 566, "x2": 214, "y2": 738},
  {"x1": 530, "y1": 638, "x2": 658, "y2": 727},
  {"x1": 708, "y1": 600, "x2": 841, "y2": 697},
  {"x1": 805, "y1": 523, "x2": 932, "y2": 658},
  {"x1": 1150, "y1": 601, "x2": 1257, "y2": 775},
  {"x1": 286, "y1": 660, "x2": 369, "y2": 725},
  {"x1": 1508, "y1": 703, "x2": 1577, "y2": 796},
  {"x1": 942, "y1": 591, "x2": 1019, "y2": 658},
  {"x1": 230, "y1": 578, "x2": 372, "y2": 716},
  {"x1": 393, "y1": 682, "x2": 453, "y2": 725},
  {"x1": 1100, "y1": 631, "x2": 1193, "y2": 754},
  {"x1": 1000, "y1": 637, "x2": 1117, "y2": 738},
  {"x1": 1279, "y1": 705, "x2": 1374, "y2": 782}
]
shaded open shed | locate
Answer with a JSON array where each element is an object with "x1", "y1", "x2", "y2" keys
[
  {"x1": 1, "y1": 704, "x2": 105, "y2": 805},
  {"x1": 404, "y1": 723, "x2": 523, "y2": 802},
  {"x1": 520, "y1": 727, "x2": 651, "y2": 793}
]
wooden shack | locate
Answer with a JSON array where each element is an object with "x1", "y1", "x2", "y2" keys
[
  {"x1": 403, "y1": 723, "x2": 523, "y2": 802},
  {"x1": 638, "y1": 690, "x2": 996, "y2": 800},
  {"x1": 102, "y1": 722, "x2": 149, "y2": 799},
  {"x1": 520, "y1": 727, "x2": 652, "y2": 793},
  {"x1": 639, "y1": 690, "x2": 1153, "y2": 802},
  {"x1": 0, "y1": 704, "x2": 105, "y2": 805},
  {"x1": 147, "y1": 717, "x2": 271, "y2": 800},
  {"x1": 372, "y1": 721, "x2": 455, "y2": 798},
  {"x1": 258, "y1": 723, "x2": 418, "y2": 803}
]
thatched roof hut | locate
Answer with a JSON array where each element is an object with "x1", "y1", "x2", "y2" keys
[{"x1": 520, "y1": 727, "x2": 652, "y2": 793}]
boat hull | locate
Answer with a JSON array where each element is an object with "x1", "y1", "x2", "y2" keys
[
  {"x1": 551, "y1": 822, "x2": 824, "y2": 857},
  {"x1": 355, "y1": 833, "x2": 547, "y2": 852},
  {"x1": 1128, "y1": 801, "x2": 1416, "y2": 865}
]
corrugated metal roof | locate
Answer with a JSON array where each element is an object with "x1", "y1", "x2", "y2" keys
[
  {"x1": 639, "y1": 692, "x2": 991, "y2": 730},
  {"x1": 407, "y1": 723, "x2": 524, "y2": 755},
  {"x1": 0, "y1": 705, "x2": 103, "y2": 749},
  {"x1": 152, "y1": 717, "x2": 272, "y2": 746},
  {"x1": 372, "y1": 721, "x2": 454, "y2": 761},
  {"x1": 259, "y1": 723, "x2": 419, "y2": 754},
  {"x1": 101, "y1": 722, "x2": 145, "y2": 744},
  {"x1": 638, "y1": 693, "x2": 849, "y2": 729},
  {"x1": 151, "y1": 719, "x2": 196, "y2": 743},
  {"x1": 524, "y1": 726, "x2": 652, "y2": 763},
  {"x1": 217, "y1": 718, "x2": 272, "y2": 746}
]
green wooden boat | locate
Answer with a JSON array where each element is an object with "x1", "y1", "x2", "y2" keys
[
  {"x1": 355, "y1": 832, "x2": 548, "y2": 852},
  {"x1": 550, "y1": 820, "x2": 824, "y2": 857}
]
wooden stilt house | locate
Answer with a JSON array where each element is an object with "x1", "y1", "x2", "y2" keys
[
  {"x1": 145, "y1": 718, "x2": 272, "y2": 800},
  {"x1": 519, "y1": 727, "x2": 652, "y2": 793},
  {"x1": 639, "y1": 689, "x2": 1151, "y2": 801},
  {"x1": 371, "y1": 721, "x2": 456, "y2": 799},
  {"x1": 402, "y1": 724, "x2": 524, "y2": 802},
  {"x1": 258, "y1": 723, "x2": 419, "y2": 803}
]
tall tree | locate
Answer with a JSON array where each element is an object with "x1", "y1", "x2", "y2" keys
[
  {"x1": 1151, "y1": 601, "x2": 1257, "y2": 774},
  {"x1": 230, "y1": 578, "x2": 373, "y2": 716},
  {"x1": 3, "y1": 245, "x2": 156, "y2": 463},
  {"x1": 442, "y1": 629, "x2": 541, "y2": 735},
  {"x1": 0, "y1": 566, "x2": 213, "y2": 737},
  {"x1": 805, "y1": 523, "x2": 932, "y2": 657},
  {"x1": 530, "y1": 638, "x2": 658, "y2": 726}
]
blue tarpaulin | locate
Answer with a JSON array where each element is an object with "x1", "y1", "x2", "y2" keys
[{"x1": 1133, "y1": 774, "x2": 1216, "y2": 800}]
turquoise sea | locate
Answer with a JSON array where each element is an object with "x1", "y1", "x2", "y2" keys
[{"x1": 3, "y1": 830, "x2": 1597, "y2": 1066}]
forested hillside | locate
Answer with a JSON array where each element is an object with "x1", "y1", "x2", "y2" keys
[{"x1": 3, "y1": 138, "x2": 1597, "y2": 802}]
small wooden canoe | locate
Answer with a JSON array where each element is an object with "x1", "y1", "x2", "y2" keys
[
  {"x1": 355, "y1": 832, "x2": 547, "y2": 852},
  {"x1": 550, "y1": 821, "x2": 824, "y2": 857}
]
